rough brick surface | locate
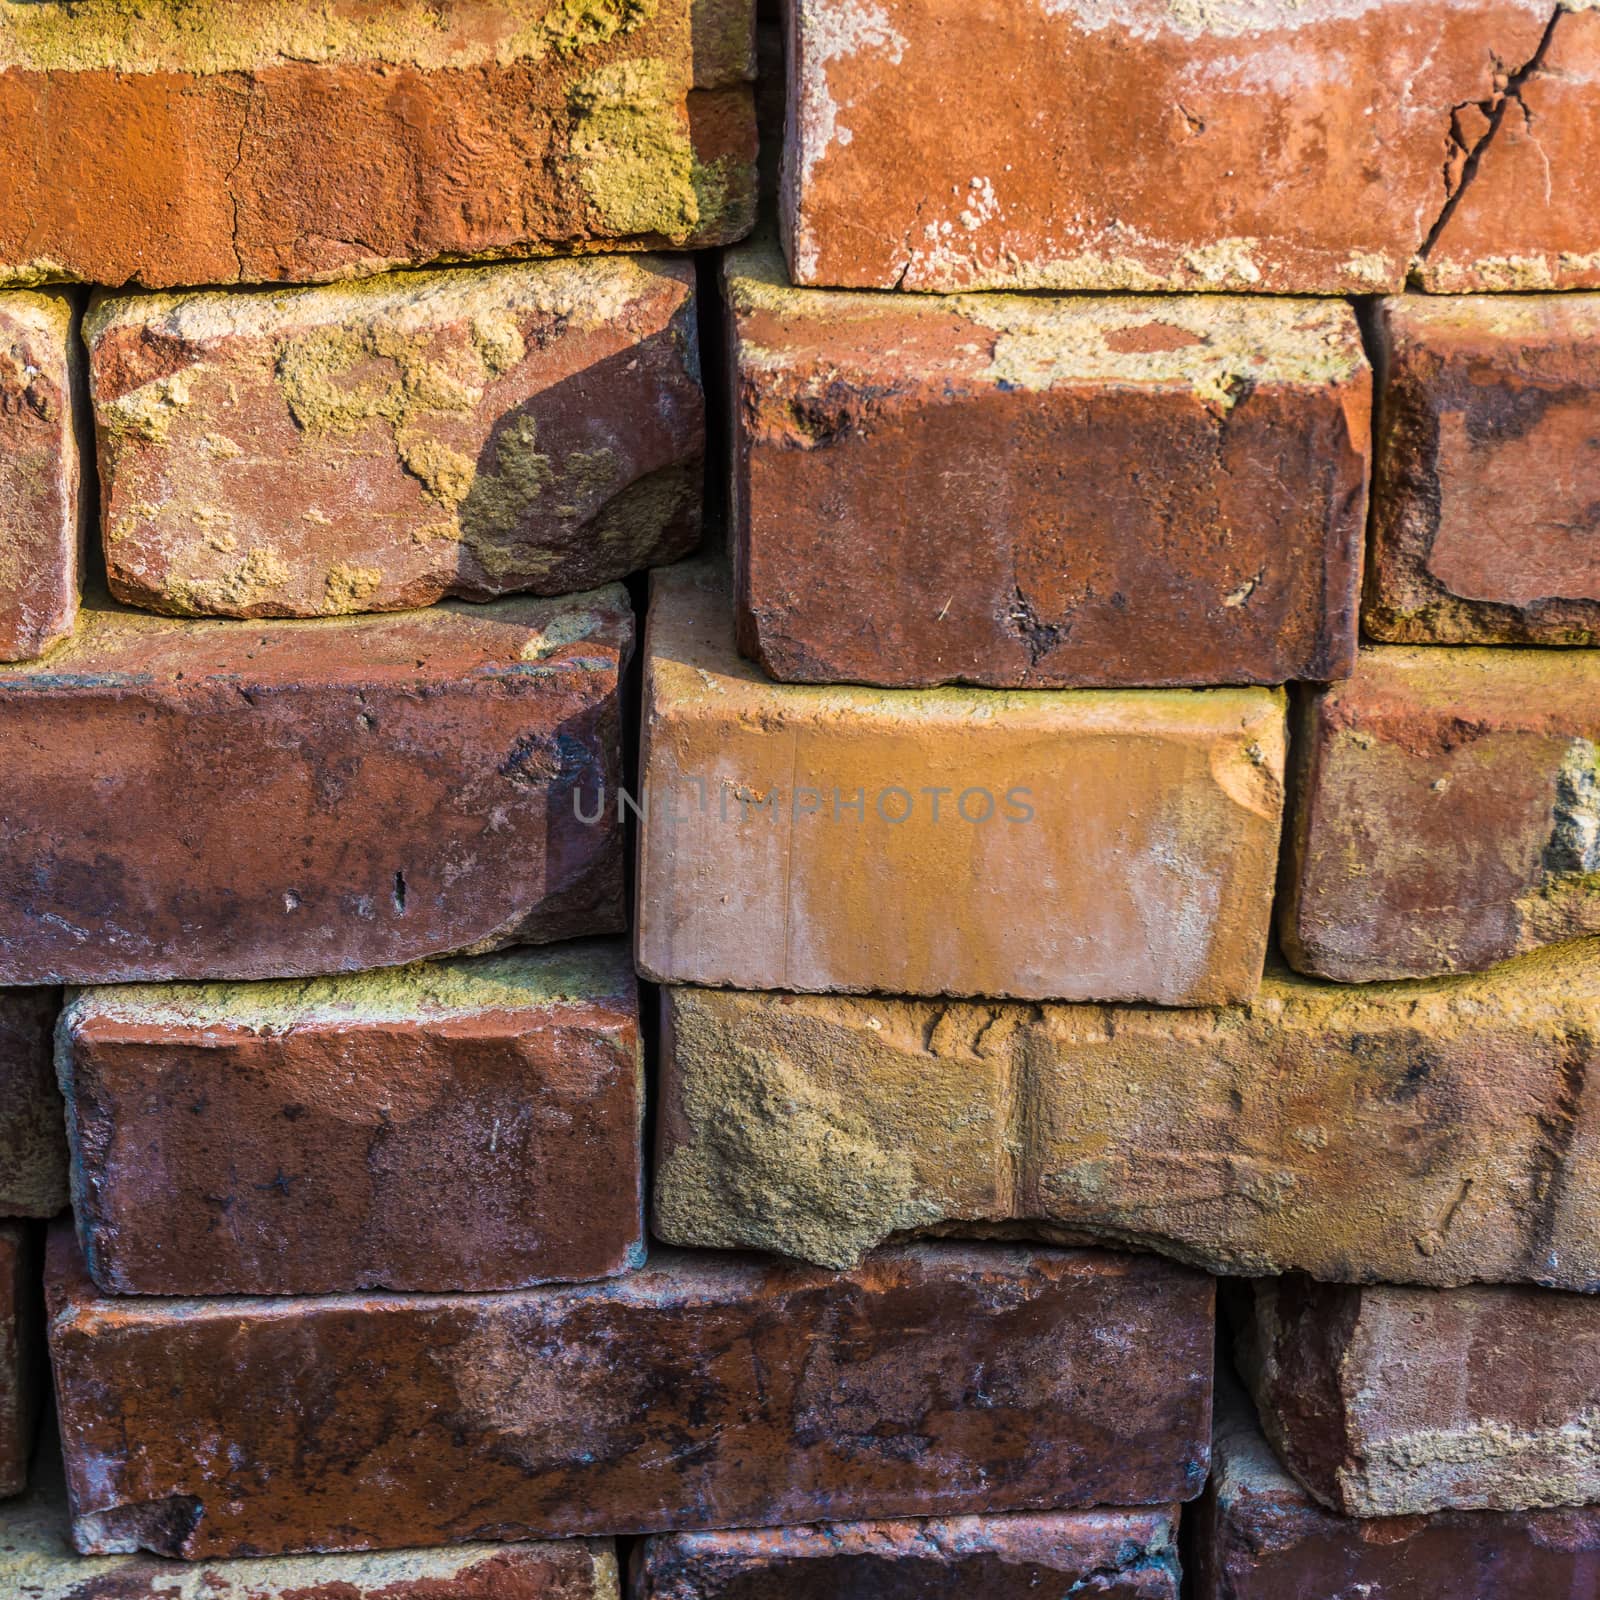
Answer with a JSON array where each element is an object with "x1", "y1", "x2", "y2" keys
[
  {"x1": 1, "y1": 1451, "x2": 622, "y2": 1599},
  {"x1": 90, "y1": 259, "x2": 704, "y2": 620},
  {"x1": 60, "y1": 941, "x2": 641, "y2": 1296},
  {"x1": 0, "y1": 290, "x2": 79, "y2": 662},
  {"x1": 0, "y1": 990, "x2": 66, "y2": 1219},
  {"x1": 782, "y1": 0, "x2": 1596, "y2": 294},
  {"x1": 727, "y1": 248, "x2": 1369, "y2": 688},
  {"x1": 0, "y1": 589, "x2": 631, "y2": 985},
  {"x1": 633, "y1": 1510, "x2": 1181, "y2": 1597},
  {"x1": 0, "y1": 1223, "x2": 41, "y2": 1499},
  {"x1": 637, "y1": 563, "x2": 1286, "y2": 1004},
  {"x1": 1283, "y1": 646, "x2": 1600, "y2": 982},
  {"x1": 1235, "y1": 1277, "x2": 1600, "y2": 1517},
  {"x1": 0, "y1": 0, "x2": 756, "y2": 288},
  {"x1": 1366, "y1": 294, "x2": 1600, "y2": 645},
  {"x1": 47, "y1": 1230, "x2": 1214, "y2": 1558},
  {"x1": 654, "y1": 942, "x2": 1600, "y2": 1288},
  {"x1": 1193, "y1": 1376, "x2": 1600, "y2": 1600}
]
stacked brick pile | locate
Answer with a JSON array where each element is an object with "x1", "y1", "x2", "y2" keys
[{"x1": 0, "y1": 1, "x2": 1596, "y2": 1597}]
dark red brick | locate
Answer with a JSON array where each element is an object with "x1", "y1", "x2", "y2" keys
[
  {"x1": 0, "y1": 989, "x2": 66, "y2": 1218},
  {"x1": 47, "y1": 1232, "x2": 1214, "y2": 1558},
  {"x1": 0, "y1": 1223, "x2": 41, "y2": 1498}
]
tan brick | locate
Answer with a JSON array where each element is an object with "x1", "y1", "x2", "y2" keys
[
  {"x1": 782, "y1": 0, "x2": 1596, "y2": 295},
  {"x1": 0, "y1": 291, "x2": 80, "y2": 662},
  {"x1": 60, "y1": 942, "x2": 641, "y2": 1296},
  {"x1": 1236, "y1": 1277, "x2": 1600, "y2": 1516},
  {"x1": 0, "y1": 989, "x2": 66, "y2": 1219},
  {"x1": 1282, "y1": 646, "x2": 1600, "y2": 981},
  {"x1": 1366, "y1": 294, "x2": 1600, "y2": 645},
  {"x1": 47, "y1": 1229, "x2": 1213, "y2": 1558},
  {"x1": 634, "y1": 1510, "x2": 1181, "y2": 1597},
  {"x1": 727, "y1": 246, "x2": 1369, "y2": 688},
  {"x1": 655, "y1": 942, "x2": 1600, "y2": 1287},
  {"x1": 90, "y1": 259, "x2": 704, "y2": 619},
  {"x1": 0, "y1": 1223, "x2": 41, "y2": 1499},
  {"x1": 0, "y1": 0, "x2": 756, "y2": 288},
  {"x1": 636, "y1": 563, "x2": 1286, "y2": 1004},
  {"x1": 0, "y1": 589, "x2": 632, "y2": 984}
]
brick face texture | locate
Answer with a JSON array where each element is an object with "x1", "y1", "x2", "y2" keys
[
  {"x1": 654, "y1": 944, "x2": 1600, "y2": 1289},
  {"x1": 782, "y1": 0, "x2": 1598, "y2": 293},
  {"x1": 637, "y1": 563, "x2": 1287, "y2": 1003},
  {"x1": 0, "y1": 289, "x2": 80, "y2": 662},
  {"x1": 1283, "y1": 646, "x2": 1600, "y2": 982},
  {"x1": 47, "y1": 1231, "x2": 1213, "y2": 1558},
  {"x1": 634, "y1": 1511, "x2": 1182, "y2": 1597},
  {"x1": 89, "y1": 258, "x2": 705, "y2": 619},
  {"x1": 0, "y1": 0, "x2": 757, "y2": 288},
  {"x1": 1366, "y1": 294, "x2": 1600, "y2": 644},
  {"x1": 59, "y1": 942, "x2": 641, "y2": 1296},
  {"x1": 0, "y1": 988, "x2": 67, "y2": 1218},
  {"x1": 0, "y1": 589, "x2": 632, "y2": 984},
  {"x1": 0, "y1": 1223, "x2": 41, "y2": 1500},
  {"x1": 727, "y1": 248, "x2": 1370, "y2": 688}
]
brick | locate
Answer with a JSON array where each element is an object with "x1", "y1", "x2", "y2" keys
[
  {"x1": 727, "y1": 248, "x2": 1369, "y2": 688},
  {"x1": 781, "y1": 0, "x2": 1595, "y2": 294},
  {"x1": 655, "y1": 941, "x2": 1600, "y2": 1288},
  {"x1": 1282, "y1": 646, "x2": 1600, "y2": 981},
  {"x1": 90, "y1": 259, "x2": 704, "y2": 620},
  {"x1": 636, "y1": 563, "x2": 1286, "y2": 1004},
  {"x1": 1234, "y1": 1277, "x2": 1600, "y2": 1517},
  {"x1": 1, "y1": 1453, "x2": 622, "y2": 1599},
  {"x1": 1366, "y1": 295, "x2": 1600, "y2": 645},
  {"x1": 0, "y1": 589, "x2": 631, "y2": 985},
  {"x1": 46, "y1": 1228, "x2": 1214, "y2": 1558},
  {"x1": 633, "y1": 1510, "x2": 1181, "y2": 1597},
  {"x1": 0, "y1": 290, "x2": 80, "y2": 662},
  {"x1": 0, "y1": 1, "x2": 756, "y2": 289},
  {"x1": 0, "y1": 1223, "x2": 42, "y2": 1499},
  {"x1": 1193, "y1": 1373, "x2": 1600, "y2": 1600},
  {"x1": 60, "y1": 941, "x2": 641, "y2": 1296},
  {"x1": 0, "y1": 990, "x2": 66, "y2": 1219}
]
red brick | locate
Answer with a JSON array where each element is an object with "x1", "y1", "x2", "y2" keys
[
  {"x1": 0, "y1": 989, "x2": 66, "y2": 1219},
  {"x1": 0, "y1": 290, "x2": 80, "y2": 662},
  {"x1": 1366, "y1": 294, "x2": 1600, "y2": 645},
  {"x1": 1235, "y1": 1278, "x2": 1600, "y2": 1517},
  {"x1": 1, "y1": 1449, "x2": 622, "y2": 1597},
  {"x1": 1282, "y1": 646, "x2": 1600, "y2": 981},
  {"x1": 0, "y1": 1, "x2": 756, "y2": 289},
  {"x1": 46, "y1": 1230, "x2": 1214, "y2": 1558},
  {"x1": 90, "y1": 258, "x2": 704, "y2": 620},
  {"x1": 782, "y1": 0, "x2": 1591, "y2": 294},
  {"x1": 727, "y1": 248, "x2": 1369, "y2": 687},
  {"x1": 0, "y1": 589, "x2": 631, "y2": 985},
  {"x1": 633, "y1": 1510, "x2": 1181, "y2": 1597},
  {"x1": 1193, "y1": 1374, "x2": 1600, "y2": 1600},
  {"x1": 0, "y1": 1223, "x2": 41, "y2": 1499},
  {"x1": 60, "y1": 941, "x2": 640, "y2": 1296}
]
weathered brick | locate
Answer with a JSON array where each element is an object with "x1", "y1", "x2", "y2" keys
[
  {"x1": 1282, "y1": 646, "x2": 1600, "y2": 981},
  {"x1": 633, "y1": 1509, "x2": 1181, "y2": 1597},
  {"x1": 47, "y1": 1229, "x2": 1214, "y2": 1557},
  {"x1": 0, "y1": 0, "x2": 756, "y2": 289},
  {"x1": 0, "y1": 291, "x2": 80, "y2": 663},
  {"x1": 0, "y1": 1223, "x2": 41, "y2": 1499},
  {"x1": 1235, "y1": 1277, "x2": 1600, "y2": 1517},
  {"x1": 90, "y1": 259, "x2": 704, "y2": 620},
  {"x1": 782, "y1": 0, "x2": 1597, "y2": 294},
  {"x1": 0, "y1": 990, "x2": 66, "y2": 1219},
  {"x1": 1193, "y1": 1375, "x2": 1600, "y2": 1599},
  {"x1": 727, "y1": 247, "x2": 1369, "y2": 688},
  {"x1": 655, "y1": 941, "x2": 1600, "y2": 1288},
  {"x1": 60, "y1": 941, "x2": 641, "y2": 1296},
  {"x1": 1366, "y1": 294, "x2": 1600, "y2": 645},
  {"x1": 0, "y1": 589, "x2": 631, "y2": 985},
  {"x1": 2, "y1": 1451, "x2": 622, "y2": 1598},
  {"x1": 636, "y1": 563, "x2": 1286, "y2": 1003}
]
